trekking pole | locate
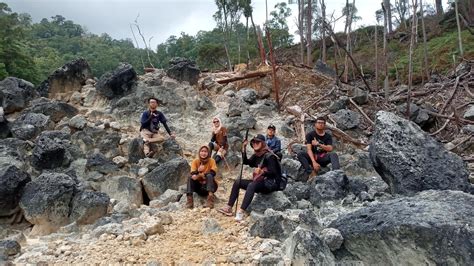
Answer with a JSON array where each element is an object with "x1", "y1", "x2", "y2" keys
[{"x1": 234, "y1": 129, "x2": 249, "y2": 215}]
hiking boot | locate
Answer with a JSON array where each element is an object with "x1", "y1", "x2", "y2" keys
[
  {"x1": 206, "y1": 194, "x2": 215, "y2": 209},
  {"x1": 186, "y1": 195, "x2": 193, "y2": 209}
]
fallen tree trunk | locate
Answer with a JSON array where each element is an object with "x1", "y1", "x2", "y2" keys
[{"x1": 215, "y1": 68, "x2": 276, "y2": 84}]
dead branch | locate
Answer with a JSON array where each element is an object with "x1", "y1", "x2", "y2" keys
[
  {"x1": 439, "y1": 75, "x2": 461, "y2": 114},
  {"x1": 426, "y1": 110, "x2": 474, "y2": 124},
  {"x1": 429, "y1": 111, "x2": 454, "y2": 136},
  {"x1": 349, "y1": 98, "x2": 375, "y2": 126},
  {"x1": 448, "y1": 135, "x2": 473, "y2": 151},
  {"x1": 463, "y1": 83, "x2": 474, "y2": 98},
  {"x1": 303, "y1": 87, "x2": 335, "y2": 112},
  {"x1": 215, "y1": 68, "x2": 275, "y2": 84}
]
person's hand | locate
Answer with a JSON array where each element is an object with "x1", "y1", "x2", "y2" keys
[
  {"x1": 242, "y1": 140, "x2": 248, "y2": 152},
  {"x1": 254, "y1": 167, "x2": 263, "y2": 175},
  {"x1": 170, "y1": 132, "x2": 176, "y2": 139},
  {"x1": 311, "y1": 139, "x2": 319, "y2": 146},
  {"x1": 191, "y1": 174, "x2": 199, "y2": 180},
  {"x1": 312, "y1": 161, "x2": 321, "y2": 172},
  {"x1": 198, "y1": 165, "x2": 205, "y2": 172}
]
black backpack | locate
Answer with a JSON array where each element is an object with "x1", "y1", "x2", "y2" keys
[{"x1": 261, "y1": 152, "x2": 287, "y2": 191}]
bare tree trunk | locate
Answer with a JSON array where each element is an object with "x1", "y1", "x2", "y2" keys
[
  {"x1": 257, "y1": 26, "x2": 266, "y2": 64},
  {"x1": 384, "y1": 0, "x2": 393, "y2": 33},
  {"x1": 321, "y1": 0, "x2": 327, "y2": 63},
  {"x1": 298, "y1": 0, "x2": 305, "y2": 64},
  {"x1": 407, "y1": 0, "x2": 418, "y2": 118},
  {"x1": 246, "y1": 17, "x2": 250, "y2": 64},
  {"x1": 134, "y1": 23, "x2": 155, "y2": 68},
  {"x1": 265, "y1": 26, "x2": 280, "y2": 110},
  {"x1": 129, "y1": 24, "x2": 145, "y2": 70},
  {"x1": 455, "y1": 0, "x2": 464, "y2": 57},
  {"x1": 344, "y1": 0, "x2": 354, "y2": 83},
  {"x1": 435, "y1": 0, "x2": 443, "y2": 16},
  {"x1": 382, "y1": 2, "x2": 389, "y2": 100},
  {"x1": 420, "y1": 0, "x2": 429, "y2": 82},
  {"x1": 306, "y1": 0, "x2": 313, "y2": 65},
  {"x1": 375, "y1": 23, "x2": 378, "y2": 91}
]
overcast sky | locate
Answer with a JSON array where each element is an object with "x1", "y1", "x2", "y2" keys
[{"x1": 4, "y1": 0, "x2": 446, "y2": 48}]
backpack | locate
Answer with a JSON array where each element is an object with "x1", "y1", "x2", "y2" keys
[{"x1": 260, "y1": 152, "x2": 287, "y2": 191}]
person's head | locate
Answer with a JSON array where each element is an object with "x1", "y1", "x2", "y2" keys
[
  {"x1": 148, "y1": 97, "x2": 159, "y2": 110},
  {"x1": 198, "y1": 146, "x2": 210, "y2": 160},
  {"x1": 314, "y1": 117, "x2": 326, "y2": 131},
  {"x1": 250, "y1": 134, "x2": 266, "y2": 151},
  {"x1": 267, "y1": 124, "x2": 276, "y2": 137},
  {"x1": 212, "y1": 117, "x2": 221, "y2": 127}
]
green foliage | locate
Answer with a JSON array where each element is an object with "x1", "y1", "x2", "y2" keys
[{"x1": 267, "y1": 2, "x2": 293, "y2": 48}]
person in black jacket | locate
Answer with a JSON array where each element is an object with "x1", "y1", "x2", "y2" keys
[
  {"x1": 218, "y1": 134, "x2": 281, "y2": 222},
  {"x1": 140, "y1": 97, "x2": 175, "y2": 157}
]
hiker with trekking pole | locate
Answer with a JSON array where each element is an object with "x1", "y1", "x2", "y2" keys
[{"x1": 218, "y1": 131, "x2": 285, "y2": 222}]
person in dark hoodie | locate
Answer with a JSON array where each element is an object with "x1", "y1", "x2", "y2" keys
[
  {"x1": 218, "y1": 134, "x2": 281, "y2": 222},
  {"x1": 186, "y1": 145, "x2": 218, "y2": 209},
  {"x1": 140, "y1": 97, "x2": 175, "y2": 158}
]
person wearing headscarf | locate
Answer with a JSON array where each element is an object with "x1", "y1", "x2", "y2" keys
[
  {"x1": 186, "y1": 146, "x2": 218, "y2": 209},
  {"x1": 209, "y1": 117, "x2": 228, "y2": 164}
]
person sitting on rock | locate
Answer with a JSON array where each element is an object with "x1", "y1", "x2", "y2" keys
[
  {"x1": 140, "y1": 97, "x2": 175, "y2": 158},
  {"x1": 187, "y1": 145, "x2": 218, "y2": 209},
  {"x1": 209, "y1": 117, "x2": 228, "y2": 164},
  {"x1": 265, "y1": 124, "x2": 282, "y2": 160},
  {"x1": 218, "y1": 134, "x2": 282, "y2": 222},
  {"x1": 297, "y1": 117, "x2": 340, "y2": 178}
]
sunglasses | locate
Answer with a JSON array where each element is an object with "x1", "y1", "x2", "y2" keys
[{"x1": 213, "y1": 121, "x2": 219, "y2": 124}]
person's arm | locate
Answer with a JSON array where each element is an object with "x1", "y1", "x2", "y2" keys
[
  {"x1": 274, "y1": 138, "x2": 282, "y2": 153},
  {"x1": 190, "y1": 159, "x2": 199, "y2": 175},
  {"x1": 306, "y1": 143, "x2": 318, "y2": 165},
  {"x1": 262, "y1": 154, "x2": 280, "y2": 179},
  {"x1": 317, "y1": 134, "x2": 333, "y2": 152},
  {"x1": 209, "y1": 159, "x2": 218, "y2": 176},
  {"x1": 140, "y1": 111, "x2": 149, "y2": 129},
  {"x1": 210, "y1": 133, "x2": 216, "y2": 143},
  {"x1": 161, "y1": 121, "x2": 172, "y2": 136}
]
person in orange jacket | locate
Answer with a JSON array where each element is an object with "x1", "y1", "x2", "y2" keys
[{"x1": 186, "y1": 145, "x2": 218, "y2": 209}]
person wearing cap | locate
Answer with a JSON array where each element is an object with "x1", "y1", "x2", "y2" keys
[
  {"x1": 218, "y1": 134, "x2": 282, "y2": 222},
  {"x1": 265, "y1": 124, "x2": 282, "y2": 160},
  {"x1": 297, "y1": 117, "x2": 340, "y2": 178},
  {"x1": 140, "y1": 97, "x2": 175, "y2": 158},
  {"x1": 186, "y1": 145, "x2": 218, "y2": 209},
  {"x1": 209, "y1": 117, "x2": 228, "y2": 164}
]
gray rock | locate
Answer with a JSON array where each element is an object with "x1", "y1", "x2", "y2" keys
[
  {"x1": 92, "y1": 223, "x2": 124, "y2": 237},
  {"x1": 280, "y1": 123, "x2": 295, "y2": 138},
  {"x1": 68, "y1": 114, "x2": 87, "y2": 129},
  {"x1": 0, "y1": 77, "x2": 38, "y2": 114},
  {"x1": 397, "y1": 103, "x2": 436, "y2": 130},
  {"x1": 0, "y1": 165, "x2": 31, "y2": 217},
  {"x1": 283, "y1": 182, "x2": 311, "y2": 202},
  {"x1": 330, "y1": 190, "x2": 474, "y2": 265},
  {"x1": 313, "y1": 59, "x2": 336, "y2": 77},
  {"x1": 24, "y1": 98, "x2": 78, "y2": 123},
  {"x1": 86, "y1": 152, "x2": 119, "y2": 174},
  {"x1": 328, "y1": 96, "x2": 349, "y2": 113},
  {"x1": 309, "y1": 170, "x2": 349, "y2": 207},
  {"x1": 464, "y1": 105, "x2": 474, "y2": 120},
  {"x1": 0, "y1": 138, "x2": 30, "y2": 170},
  {"x1": 249, "y1": 100, "x2": 277, "y2": 117},
  {"x1": 369, "y1": 111, "x2": 470, "y2": 195},
  {"x1": 71, "y1": 127, "x2": 122, "y2": 158},
  {"x1": 202, "y1": 218, "x2": 222, "y2": 235},
  {"x1": 156, "y1": 139, "x2": 183, "y2": 163},
  {"x1": 10, "y1": 112, "x2": 53, "y2": 140},
  {"x1": 236, "y1": 88, "x2": 257, "y2": 104},
  {"x1": 36, "y1": 58, "x2": 92, "y2": 98},
  {"x1": 248, "y1": 191, "x2": 292, "y2": 213},
  {"x1": 0, "y1": 240, "x2": 21, "y2": 256},
  {"x1": 226, "y1": 114, "x2": 257, "y2": 133},
  {"x1": 142, "y1": 157, "x2": 190, "y2": 199},
  {"x1": 290, "y1": 143, "x2": 306, "y2": 155},
  {"x1": 320, "y1": 228, "x2": 344, "y2": 251},
  {"x1": 166, "y1": 57, "x2": 200, "y2": 85},
  {"x1": 351, "y1": 87, "x2": 369, "y2": 105},
  {"x1": 32, "y1": 134, "x2": 69, "y2": 169},
  {"x1": 101, "y1": 175, "x2": 143, "y2": 210},
  {"x1": 341, "y1": 151, "x2": 378, "y2": 177},
  {"x1": 20, "y1": 173, "x2": 77, "y2": 235},
  {"x1": 192, "y1": 94, "x2": 214, "y2": 111},
  {"x1": 283, "y1": 228, "x2": 335, "y2": 265},
  {"x1": 0, "y1": 107, "x2": 9, "y2": 139},
  {"x1": 227, "y1": 99, "x2": 248, "y2": 117},
  {"x1": 462, "y1": 124, "x2": 474, "y2": 134},
  {"x1": 281, "y1": 158, "x2": 306, "y2": 182},
  {"x1": 149, "y1": 189, "x2": 182, "y2": 208},
  {"x1": 128, "y1": 137, "x2": 145, "y2": 164},
  {"x1": 332, "y1": 109, "x2": 360, "y2": 130},
  {"x1": 70, "y1": 190, "x2": 109, "y2": 225},
  {"x1": 249, "y1": 212, "x2": 298, "y2": 241},
  {"x1": 97, "y1": 63, "x2": 137, "y2": 99}
]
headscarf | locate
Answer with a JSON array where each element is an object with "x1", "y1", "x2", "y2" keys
[
  {"x1": 212, "y1": 116, "x2": 223, "y2": 134},
  {"x1": 252, "y1": 140, "x2": 271, "y2": 158},
  {"x1": 198, "y1": 145, "x2": 211, "y2": 164}
]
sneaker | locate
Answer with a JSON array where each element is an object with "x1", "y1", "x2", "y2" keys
[
  {"x1": 235, "y1": 211, "x2": 244, "y2": 222},
  {"x1": 218, "y1": 206, "x2": 233, "y2": 216},
  {"x1": 206, "y1": 194, "x2": 215, "y2": 209},
  {"x1": 186, "y1": 195, "x2": 193, "y2": 209}
]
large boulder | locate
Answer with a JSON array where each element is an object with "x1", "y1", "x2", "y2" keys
[
  {"x1": 128, "y1": 137, "x2": 144, "y2": 163},
  {"x1": 313, "y1": 59, "x2": 336, "y2": 77},
  {"x1": 350, "y1": 87, "x2": 369, "y2": 105},
  {"x1": 0, "y1": 165, "x2": 31, "y2": 217},
  {"x1": 248, "y1": 191, "x2": 292, "y2": 213},
  {"x1": 283, "y1": 182, "x2": 311, "y2": 202},
  {"x1": 397, "y1": 103, "x2": 436, "y2": 130},
  {"x1": 249, "y1": 212, "x2": 298, "y2": 241},
  {"x1": 0, "y1": 77, "x2": 38, "y2": 114},
  {"x1": 330, "y1": 190, "x2": 474, "y2": 265},
  {"x1": 166, "y1": 57, "x2": 200, "y2": 85},
  {"x1": 332, "y1": 109, "x2": 360, "y2": 130},
  {"x1": 86, "y1": 152, "x2": 119, "y2": 174},
  {"x1": 19, "y1": 173, "x2": 77, "y2": 235},
  {"x1": 69, "y1": 190, "x2": 109, "y2": 225},
  {"x1": 0, "y1": 138, "x2": 30, "y2": 171},
  {"x1": 32, "y1": 133, "x2": 69, "y2": 169},
  {"x1": 36, "y1": 58, "x2": 92, "y2": 99},
  {"x1": 9, "y1": 112, "x2": 53, "y2": 140},
  {"x1": 71, "y1": 127, "x2": 122, "y2": 158},
  {"x1": 283, "y1": 228, "x2": 335, "y2": 265},
  {"x1": 309, "y1": 170, "x2": 349, "y2": 207},
  {"x1": 100, "y1": 175, "x2": 143, "y2": 210},
  {"x1": 281, "y1": 158, "x2": 306, "y2": 182},
  {"x1": 97, "y1": 63, "x2": 137, "y2": 99},
  {"x1": 369, "y1": 111, "x2": 470, "y2": 195},
  {"x1": 0, "y1": 240, "x2": 21, "y2": 257},
  {"x1": 0, "y1": 107, "x2": 10, "y2": 139},
  {"x1": 236, "y1": 88, "x2": 258, "y2": 104},
  {"x1": 142, "y1": 157, "x2": 190, "y2": 199},
  {"x1": 23, "y1": 98, "x2": 78, "y2": 123}
]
